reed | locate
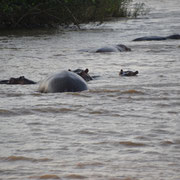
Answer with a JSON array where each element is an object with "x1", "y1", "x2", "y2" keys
[{"x1": 0, "y1": 0, "x2": 146, "y2": 29}]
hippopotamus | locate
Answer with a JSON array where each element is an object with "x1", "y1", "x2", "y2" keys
[
  {"x1": 38, "y1": 70, "x2": 88, "y2": 93},
  {"x1": 133, "y1": 34, "x2": 180, "y2": 41},
  {"x1": 166, "y1": 34, "x2": 180, "y2": 39},
  {"x1": 80, "y1": 44, "x2": 131, "y2": 53},
  {"x1": 119, "y1": 69, "x2": 139, "y2": 76},
  {"x1": 0, "y1": 76, "x2": 36, "y2": 84},
  {"x1": 68, "y1": 68, "x2": 93, "y2": 82},
  {"x1": 95, "y1": 44, "x2": 131, "y2": 53},
  {"x1": 0, "y1": 68, "x2": 95, "y2": 86}
]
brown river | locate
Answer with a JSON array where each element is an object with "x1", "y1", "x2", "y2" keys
[{"x1": 0, "y1": 0, "x2": 180, "y2": 179}]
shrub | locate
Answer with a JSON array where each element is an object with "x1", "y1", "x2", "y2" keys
[{"x1": 0, "y1": 0, "x2": 146, "y2": 29}]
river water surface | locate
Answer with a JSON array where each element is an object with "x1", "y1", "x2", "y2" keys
[{"x1": 0, "y1": 0, "x2": 180, "y2": 180}]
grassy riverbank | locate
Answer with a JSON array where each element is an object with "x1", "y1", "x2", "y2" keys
[{"x1": 0, "y1": 0, "x2": 145, "y2": 29}]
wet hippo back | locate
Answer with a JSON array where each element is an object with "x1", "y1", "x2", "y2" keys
[
  {"x1": 0, "y1": 80, "x2": 9, "y2": 84},
  {"x1": 96, "y1": 46, "x2": 119, "y2": 53},
  {"x1": 133, "y1": 34, "x2": 180, "y2": 41},
  {"x1": 133, "y1": 36, "x2": 167, "y2": 41},
  {"x1": 38, "y1": 71, "x2": 88, "y2": 93},
  {"x1": 80, "y1": 44, "x2": 131, "y2": 53},
  {"x1": 96, "y1": 44, "x2": 131, "y2": 53}
]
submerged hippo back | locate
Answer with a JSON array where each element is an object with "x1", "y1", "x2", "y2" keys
[
  {"x1": 133, "y1": 36, "x2": 167, "y2": 41},
  {"x1": 96, "y1": 46, "x2": 119, "y2": 53},
  {"x1": 95, "y1": 44, "x2": 131, "y2": 53},
  {"x1": 38, "y1": 71, "x2": 88, "y2": 93}
]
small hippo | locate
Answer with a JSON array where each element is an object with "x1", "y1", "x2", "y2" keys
[
  {"x1": 80, "y1": 44, "x2": 131, "y2": 53},
  {"x1": 68, "y1": 68, "x2": 93, "y2": 82},
  {"x1": 38, "y1": 70, "x2": 88, "y2": 93},
  {"x1": 119, "y1": 69, "x2": 139, "y2": 76},
  {"x1": 95, "y1": 44, "x2": 131, "y2": 53},
  {"x1": 133, "y1": 34, "x2": 180, "y2": 41},
  {"x1": 0, "y1": 76, "x2": 36, "y2": 84}
]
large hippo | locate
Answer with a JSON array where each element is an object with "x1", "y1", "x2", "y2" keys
[
  {"x1": 0, "y1": 76, "x2": 36, "y2": 84},
  {"x1": 133, "y1": 34, "x2": 180, "y2": 41},
  {"x1": 80, "y1": 44, "x2": 131, "y2": 53},
  {"x1": 38, "y1": 70, "x2": 88, "y2": 93}
]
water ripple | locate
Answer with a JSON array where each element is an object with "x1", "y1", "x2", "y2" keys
[
  {"x1": 0, "y1": 156, "x2": 52, "y2": 162},
  {"x1": 29, "y1": 174, "x2": 60, "y2": 179}
]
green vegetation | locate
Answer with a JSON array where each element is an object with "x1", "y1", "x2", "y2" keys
[{"x1": 0, "y1": 0, "x2": 146, "y2": 29}]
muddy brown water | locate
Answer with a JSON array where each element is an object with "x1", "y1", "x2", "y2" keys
[{"x1": 0, "y1": 0, "x2": 180, "y2": 179}]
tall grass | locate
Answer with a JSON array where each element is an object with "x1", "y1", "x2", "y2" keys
[{"x1": 0, "y1": 0, "x2": 147, "y2": 29}]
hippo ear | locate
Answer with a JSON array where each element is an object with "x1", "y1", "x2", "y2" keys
[
  {"x1": 84, "y1": 69, "x2": 89, "y2": 73},
  {"x1": 19, "y1": 76, "x2": 25, "y2": 79}
]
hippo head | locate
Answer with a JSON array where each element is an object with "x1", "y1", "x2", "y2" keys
[
  {"x1": 116, "y1": 44, "x2": 131, "y2": 51},
  {"x1": 8, "y1": 76, "x2": 24, "y2": 84},
  {"x1": 166, "y1": 34, "x2": 180, "y2": 39},
  {"x1": 134, "y1": 71, "x2": 139, "y2": 75},
  {"x1": 69, "y1": 68, "x2": 93, "y2": 82},
  {"x1": 8, "y1": 76, "x2": 36, "y2": 84},
  {"x1": 119, "y1": 69, "x2": 139, "y2": 76}
]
